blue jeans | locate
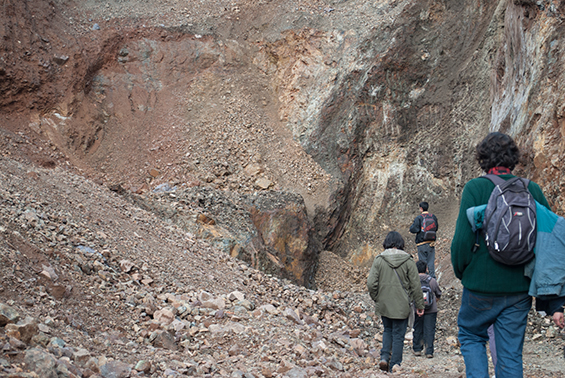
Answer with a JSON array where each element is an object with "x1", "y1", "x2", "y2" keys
[
  {"x1": 458, "y1": 288, "x2": 531, "y2": 378},
  {"x1": 413, "y1": 312, "x2": 437, "y2": 355},
  {"x1": 417, "y1": 243, "x2": 435, "y2": 278},
  {"x1": 381, "y1": 316, "x2": 408, "y2": 371}
]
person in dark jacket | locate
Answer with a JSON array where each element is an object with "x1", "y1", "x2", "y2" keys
[
  {"x1": 451, "y1": 132, "x2": 551, "y2": 378},
  {"x1": 410, "y1": 202, "x2": 439, "y2": 278},
  {"x1": 413, "y1": 260, "x2": 442, "y2": 358},
  {"x1": 367, "y1": 231, "x2": 425, "y2": 372}
]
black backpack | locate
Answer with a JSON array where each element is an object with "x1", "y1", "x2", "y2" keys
[
  {"x1": 420, "y1": 275, "x2": 434, "y2": 310},
  {"x1": 421, "y1": 213, "x2": 437, "y2": 241},
  {"x1": 482, "y1": 174, "x2": 537, "y2": 265}
]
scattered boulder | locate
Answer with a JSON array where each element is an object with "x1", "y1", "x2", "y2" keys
[
  {"x1": 5, "y1": 316, "x2": 39, "y2": 343},
  {"x1": 150, "y1": 330, "x2": 177, "y2": 351},
  {"x1": 99, "y1": 360, "x2": 132, "y2": 378},
  {"x1": 0, "y1": 303, "x2": 20, "y2": 326},
  {"x1": 24, "y1": 348, "x2": 59, "y2": 378},
  {"x1": 73, "y1": 348, "x2": 91, "y2": 367},
  {"x1": 283, "y1": 307, "x2": 303, "y2": 325},
  {"x1": 134, "y1": 360, "x2": 151, "y2": 374},
  {"x1": 153, "y1": 308, "x2": 175, "y2": 326}
]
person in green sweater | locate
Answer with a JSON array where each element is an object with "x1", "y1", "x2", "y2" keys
[
  {"x1": 451, "y1": 132, "x2": 551, "y2": 378},
  {"x1": 367, "y1": 231, "x2": 425, "y2": 372}
]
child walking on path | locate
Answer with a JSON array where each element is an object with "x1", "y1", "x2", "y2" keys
[{"x1": 413, "y1": 260, "x2": 442, "y2": 358}]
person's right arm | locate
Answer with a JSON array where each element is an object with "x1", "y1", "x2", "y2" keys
[
  {"x1": 451, "y1": 180, "x2": 483, "y2": 279},
  {"x1": 528, "y1": 181, "x2": 551, "y2": 209},
  {"x1": 547, "y1": 296, "x2": 565, "y2": 329},
  {"x1": 528, "y1": 180, "x2": 560, "y2": 326},
  {"x1": 409, "y1": 215, "x2": 421, "y2": 234},
  {"x1": 553, "y1": 312, "x2": 564, "y2": 328},
  {"x1": 367, "y1": 257, "x2": 380, "y2": 302}
]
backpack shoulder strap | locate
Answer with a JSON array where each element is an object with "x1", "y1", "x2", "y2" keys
[
  {"x1": 483, "y1": 173, "x2": 505, "y2": 186},
  {"x1": 483, "y1": 174, "x2": 530, "y2": 190},
  {"x1": 420, "y1": 274, "x2": 431, "y2": 284},
  {"x1": 518, "y1": 177, "x2": 530, "y2": 188}
]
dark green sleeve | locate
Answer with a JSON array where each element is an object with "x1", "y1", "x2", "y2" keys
[
  {"x1": 451, "y1": 180, "x2": 484, "y2": 279},
  {"x1": 528, "y1": 181, "x2": 551, "y2": 210}
]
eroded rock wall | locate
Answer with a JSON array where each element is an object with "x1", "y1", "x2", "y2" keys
[
  {"x1": 260, "y1": 0, "x2": 505, "y2": 264},
  {"x1": 490, "y1": 1, "x2": 565, "y2": 212},
  {"x1": 261, "y1": 0, "x2": 565, "y2": 266},
  {"x1": 2, "y1": 0, "x2": 565, "y2": 283}
]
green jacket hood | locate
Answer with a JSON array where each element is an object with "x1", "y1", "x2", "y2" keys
[{"x1": 379, "y1": 248, "x2": 412, "y2": 269}]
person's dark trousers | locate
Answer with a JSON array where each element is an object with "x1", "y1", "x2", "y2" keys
[
  {"x1": 413, "y1": 312, "x2": 437, "y2": 356},
  {"x1": 417, "y1": 242, "x2": 435, "y2": 278},
  {"x1": 380, "y1": 316, "x2": 408, "y2": 371}
]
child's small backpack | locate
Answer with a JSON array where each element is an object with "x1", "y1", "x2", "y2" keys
[
  {"x1": 421, "y1": 213, "x2": 437, "y2": 241},
  {"x1": 420, "y1": 275, "x2": 434, "y2": 310}
]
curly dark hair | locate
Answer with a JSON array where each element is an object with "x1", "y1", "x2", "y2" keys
[
  {"x1": 475, "y1": 132, "x2": 520, "y2": 172},
  {"x1": 383, "y1": 231, "x2": 405, "y2": 250}
]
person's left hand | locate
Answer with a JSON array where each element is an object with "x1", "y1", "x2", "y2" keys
[
  {"x1": 416, "y1": 309, "x2": 424, "y2": 317},
  {"x1": 553, "y1": 312, "x2": 564, "y2": 329}
]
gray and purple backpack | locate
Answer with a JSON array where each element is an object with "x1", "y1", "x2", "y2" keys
[{"x1": 482, "y1": 174, "x2": 537, "y2": 265}]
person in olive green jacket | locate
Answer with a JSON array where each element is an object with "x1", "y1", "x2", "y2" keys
[{"x1": 367, "y1": 231, "x2": 425, "y2": 372}]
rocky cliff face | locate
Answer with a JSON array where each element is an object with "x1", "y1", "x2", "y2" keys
[
  {"x1": 1, "y1": 0, "x2": 564, "y2": 284},
  {"x1": 491, "y1": 1, "x2": 565, "y2": 212},
  {"x1": 253, "y1": 0, "x2": 565, "y2": 267}
]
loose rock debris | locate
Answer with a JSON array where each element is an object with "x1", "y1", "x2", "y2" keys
[{"x1": 1, "y1": 154, "x2": 564, "y2": 378}]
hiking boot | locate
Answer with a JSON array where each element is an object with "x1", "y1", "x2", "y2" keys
[
  {"x1": 413, "y1": 351, "x2": 423, "y2": 356},
  {"x1": 378, "y1": 360, "x2": 389, "y2": 372},
  {"x1": 391, "y1": 365, "x2": 403, "y2": 373},
  {"x1": 426, "y1": 354, "x2": 433, "y2": 358}
]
